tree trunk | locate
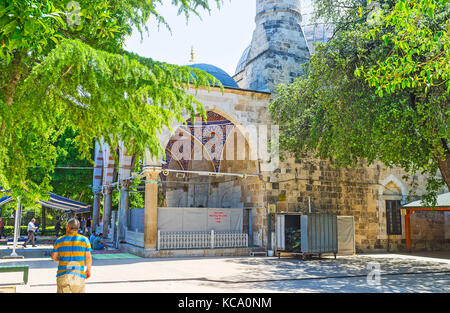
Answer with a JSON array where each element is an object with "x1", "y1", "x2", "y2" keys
[
  {"x1": 3, "y1": 53, "x2": 23, "y2": 106},
  {"x1": 41, "y1": 206, "x2": 46, "y2": 234},
  {"x1": 77, "y1": 191, "x2": 84, "y2": 202},
  {"x1": 0, "y1": 54, "x2": 23, "y2": 134},
  {"x1": 436, "y1": 150, "x2": 450, "y2": 191}
]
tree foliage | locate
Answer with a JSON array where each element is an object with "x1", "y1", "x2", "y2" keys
[
  {"x1": 269, "y1": 0, "x2": 450, "y2": 204},
  {"x1": 47, "y1": 126, "x2": 93, "y2": 204},
  {"x1": 0, "y1": 0, "x2": 222, "y2": 206}
]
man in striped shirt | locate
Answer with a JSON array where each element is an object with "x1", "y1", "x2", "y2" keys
[{"x1": 51, "y1": 218, "x2": 92, "y2": 293}]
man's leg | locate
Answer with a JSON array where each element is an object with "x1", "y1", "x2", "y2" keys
[
  {"x1": 57, "y1": 275, "x2": 86, "y2": 293},
  {"x1": 70, "y1": 276, "x2": 86, "y2": 293},
  {"x1": 31, "y1": 232, "x2": 36, "y2": 247},
  {"x1": 23, "y1": 231, "x2": 32, "y2": 247}
]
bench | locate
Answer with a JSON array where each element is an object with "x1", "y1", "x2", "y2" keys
[
  {"x1": 0, "y1": 265, "x2": 29, "y2": 285},
  {"x1": 250, "y1": 251, "x2": 267, "y2": 257}
]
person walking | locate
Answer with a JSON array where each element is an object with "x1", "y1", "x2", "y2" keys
[
  {"x1": 80, "y1": 216, "x2": 86, "y2": 234},
  {"x1": 34, "y1": 219, "x2": 40, "y2": 236},
  {"x1": 23, "y1": 218, "x2": 38, "y2": 248},
  {"x1": 51, "y1": 218, "x2": 92, "y2": 293},
  {"x1": 55, "y1": 218, "x2": 61, "y2": 237},
  {"x1": 86, "y1": 217, "x2": 91, "y2": 235},
  {"x1": 0, "y1": 217, "x2": 5, "y2": 239}
]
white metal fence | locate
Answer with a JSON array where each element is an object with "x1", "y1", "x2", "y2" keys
[
  {"x1": 158, "y1": 230, "x2": 248, "y2": 250},
  {"x1": 125, "y1": 230, "x2": 144, "y2": 248}
]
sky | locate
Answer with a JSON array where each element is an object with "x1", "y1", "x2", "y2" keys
[{"x1": 124, "y1": 0, "x2": 256, "y2": 77}]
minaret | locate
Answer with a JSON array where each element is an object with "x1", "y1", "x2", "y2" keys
[
  {"x1": 189, "y1": 46, "x2": 195, "y2": 63},
  {"x1": 234, "y1": 0, "x2": 310, "y2": 92}
]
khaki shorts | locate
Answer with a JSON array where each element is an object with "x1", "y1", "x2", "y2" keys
[{"x1": 56, "y1": 274, "x2": 86, "y2": 293}]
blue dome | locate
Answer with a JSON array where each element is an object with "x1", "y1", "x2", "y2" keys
[
  {"x1": 235, "y1": 46, "x2": 250, "y2": 75},
  {"x1": 188, "y1": 63, "x2": 239, "y2": 88}
]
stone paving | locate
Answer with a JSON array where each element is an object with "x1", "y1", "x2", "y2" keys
[{"x1": 1, "y1": 252, "x2": 449, "y2": 293}]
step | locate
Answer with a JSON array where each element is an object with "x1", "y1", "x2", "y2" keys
[
  {"x1": 250, "y1": 251, "x2": 267, "y2": 257},
  {"x1": 0, "y1": 286, "x2": 16, "y2": 293}
]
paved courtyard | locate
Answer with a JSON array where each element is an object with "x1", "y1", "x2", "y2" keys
[{"x1": 1, "y1": 252, "x2": 449, "y2": 293}]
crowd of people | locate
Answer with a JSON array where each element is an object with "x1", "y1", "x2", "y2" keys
[
  {"x1": 18, "y1": 215, "x2": 109, "y2": 251},
  {"x1": 0, "y1": 213, "x2": 115, "y2": 293}
]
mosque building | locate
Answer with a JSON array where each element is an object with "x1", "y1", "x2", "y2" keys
[{"x1": 92, "y1": 0, "x2": 450, "y2": 257}]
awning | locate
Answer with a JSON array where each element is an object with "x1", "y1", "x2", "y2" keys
[
  {"x1": 0, "y1": 195, "x2": 14, "y2": 207},
  {"x1": 40, "y1": 193, "x2": 91, "y2": 212},
  {"x1": 401, "y1": 192, "x2": 450, "y2": 252},
  {"x1": 0, "y1": 193, "x2": 91, "y2": 212},
  {"x1": 402, "y1": 192, "x2": 450, "y2": 209}
]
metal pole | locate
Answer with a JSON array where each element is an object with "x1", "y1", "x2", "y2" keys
[
  {"x1": 10, "y1": 197, "x2": 21, "y2": 257},
  {"x1": 143, "y1": 166, "x2": 260, "y2": 178},
  {"x1": 114, "y1": 185, "x2": 121, "y2": 249}
]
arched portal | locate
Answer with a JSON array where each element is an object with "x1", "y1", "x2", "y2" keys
[
  {"x1": 161, "y1": 111, "x2": 262, "y2": 209},
  {"x1": 380, "y1": 175, "x2": 405, "y2": 246}
]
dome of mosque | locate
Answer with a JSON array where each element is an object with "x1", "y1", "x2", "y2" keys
[{"x1": 188, "y1": 63, "x2": 239, "y2": 88}]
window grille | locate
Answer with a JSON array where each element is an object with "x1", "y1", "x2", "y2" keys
[{"x1": 386, "y1": 200, "x2": 402, "y2": 235}]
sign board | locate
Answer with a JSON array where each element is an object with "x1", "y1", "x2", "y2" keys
[
  {"x1": 268, "y1": 204, "x2": 276, "y2": 214},
  {"x1": 158, "y1": 207, "x2": 243, "y2": 232}
]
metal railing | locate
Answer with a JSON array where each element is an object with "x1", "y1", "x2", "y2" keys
[{"x1": 158, "y1": 230, "x2": 248, "y2": 250}]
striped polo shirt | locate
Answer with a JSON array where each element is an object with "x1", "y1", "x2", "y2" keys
[{"x1": 53, "y1": 234, "x2": 92, "y2": 278}]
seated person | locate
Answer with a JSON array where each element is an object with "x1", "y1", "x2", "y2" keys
[
  {"x1": 93, "y1": 233, "x2": 108, "y2": 250},
  {"x1": 89, "y1": 232, "x2": 96, "y2": 246}
]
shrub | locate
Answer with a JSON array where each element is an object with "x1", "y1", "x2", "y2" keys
[
  {"x1": 3, "y1": 226, "x2": 28, "y2": 237},
  {"x1": 2, "y1": 226, "x2": 57, "y2": 237}
]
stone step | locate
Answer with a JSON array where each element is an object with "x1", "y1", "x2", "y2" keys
[
  {"x1": 250, "y1": 251, "x2": 267, "y2": 257},
  {"x1": 0, "y1": 248, "x2": 52, "y2": 258},
  {"x1": 0, "y1": 286, "x2": 16, "y2": 293}
]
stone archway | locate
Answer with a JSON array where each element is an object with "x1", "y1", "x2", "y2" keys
[
  {"x1": 161, "y1": 110, "x2": 263, "y2": 209},
  {"x1": 378, "y1": 174, "x2": 406, "y2": 250}
]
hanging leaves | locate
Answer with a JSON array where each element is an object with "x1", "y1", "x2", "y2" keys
[
  {"x1": 269, "y1": 0, "x2": 450, "y2": 205},
  {"x1": 0, "y1": 0, "x2": 222, "y2": 206}
]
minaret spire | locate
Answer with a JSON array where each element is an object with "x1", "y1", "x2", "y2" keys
[
  {"x1": 189, "y1": 46, "x2": 195, "y2": 63},
  {"x1": 234, "y1": 0, "x2": 310, "y2": 92}
]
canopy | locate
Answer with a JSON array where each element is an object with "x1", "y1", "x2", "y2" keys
[
  {"x1": 401, "y1": 192, "x2": 450, "y2": 252},
  {"x1": 402, "y1": 192, "x2": 450, "y2": 209},
  {"x1": 0, "y1": 195, "x2": 14, "y2": 207},
  {"x1": 0, "y1": 193, "x2": 91, "y2": 212}
]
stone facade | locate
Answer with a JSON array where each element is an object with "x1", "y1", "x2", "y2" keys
[
  {"x1": 155, "y1": 85, "x2": 450, "y2": 252},
  {"x1": 94, "y1": 0, "x2": 449, "y2": 256},
  {"x1": 159, "y1": 87, "x2": 271, "y2": 247},
  {"x1": 156, "y1": 0, "x2": 449, "y2": 253},
  {"x1": 263, "y1": 156, "x2": 449, "y2": 252}
]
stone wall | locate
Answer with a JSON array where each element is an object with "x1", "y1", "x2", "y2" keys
[
  {"x1": 410, "y1": 211, "x2": 447, "y2": 251},
  {"x1": 158, "y1": 86, "x2": 449, "y2": 252},
  {"x1": 263, "y1": 155, "x2": 449, "y2": 252}
]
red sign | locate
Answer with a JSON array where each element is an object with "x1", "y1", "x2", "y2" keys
[{"x1": 209, "y1": 211, "x2": 228, "y2": 224}]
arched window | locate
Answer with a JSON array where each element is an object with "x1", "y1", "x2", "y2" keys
[{"x1": 384, "y1": 181, "x2": 403, "y2": 235}]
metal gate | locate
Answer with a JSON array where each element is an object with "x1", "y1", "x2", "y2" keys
[
  {"x1": 337, "y1": 216, "x2": 355, "y2": 255},
  {"x1": 276, "y1": 214, "x2": 285, "y2": 250}
]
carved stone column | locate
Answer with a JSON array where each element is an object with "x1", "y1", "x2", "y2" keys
[
  {"x1": 118, "y1": 180, "x2": 131, "y2": 242},
  {"x1": 143, "y1": 167, "x2": 161, "y2": 250},
  {"x1": 103, "y1": 186, "x2": 113, "y2": 238},
  {"x1": 92, "y1": 189, "x2": 101, "y2": 233}
]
